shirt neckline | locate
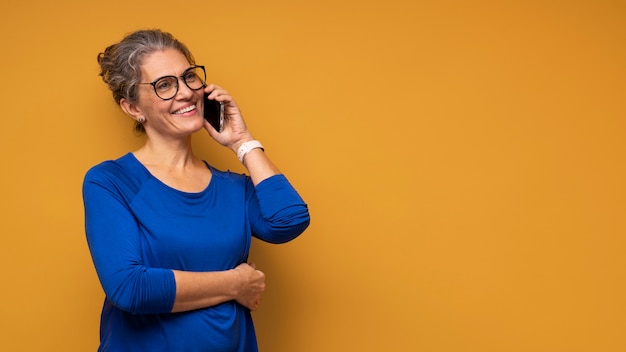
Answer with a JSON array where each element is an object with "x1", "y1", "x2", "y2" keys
[{"x1": 126, "y1": 152, "x2": 215, "y2": 197}]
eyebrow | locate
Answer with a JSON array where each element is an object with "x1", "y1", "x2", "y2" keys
[{"x1": 147, "y1": 66, "x2": 194, "y2": 82}]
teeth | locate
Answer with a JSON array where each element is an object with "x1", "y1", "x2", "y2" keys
[{"x1": 174, "y1": 104, "x2": 196, "y2": 114}]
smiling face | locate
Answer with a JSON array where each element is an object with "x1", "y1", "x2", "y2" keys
[{"x1": 121, "y1": 48, "x2": 206, "y2": 140}]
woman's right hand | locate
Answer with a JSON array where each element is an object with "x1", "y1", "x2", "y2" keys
[{"x1": 232, "y1": 263, "x2": 266, "y2": 311}]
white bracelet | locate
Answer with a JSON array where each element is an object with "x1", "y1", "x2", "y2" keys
[{"x1": 237, "y1": 140, "x2": 264, "y2": 163}]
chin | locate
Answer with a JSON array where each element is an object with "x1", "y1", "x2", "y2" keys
[{"x1": 189, "y1": 118, "x2": 207, "y2": 132}]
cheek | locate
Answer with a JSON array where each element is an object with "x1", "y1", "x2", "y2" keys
[
  {"x1": 195, "y1": 89, "x2": 205, "y2": 98},
  {"x1": 139, "y1": 98, "x2": 172, "y2": 118}
]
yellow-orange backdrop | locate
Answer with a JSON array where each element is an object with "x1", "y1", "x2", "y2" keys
[{"x1": 1, "y1": 0, "x2": 624, "y2": 351}]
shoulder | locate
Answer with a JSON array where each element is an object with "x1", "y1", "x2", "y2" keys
[
  {"x1": 204, "y1": 164, "x2": 257, "y2": 197},
  {"x1": 206, "y1": 164, "x2": 250, "y2": 184},
  {"x1": 84, "y1": 153, "x2": 148, "y2": 190}
]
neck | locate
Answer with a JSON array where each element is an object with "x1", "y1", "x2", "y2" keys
[{"x1": 134, "y1": 135, "x2": 197, "y2": 169}]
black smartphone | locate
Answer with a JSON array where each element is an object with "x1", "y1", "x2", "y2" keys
[{"x1": 203, "y1": 93, "x2": 224, "y2": 132}]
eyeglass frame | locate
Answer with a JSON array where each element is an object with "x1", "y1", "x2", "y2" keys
[{"x1": 138, "y1": 65, "x2": 206, "y2": 101}]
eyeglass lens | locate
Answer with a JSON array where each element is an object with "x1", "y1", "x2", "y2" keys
[{"x1": 153, "y1": 67, "x2": 206, "y2": 100}]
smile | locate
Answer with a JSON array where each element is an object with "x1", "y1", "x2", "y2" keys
[{"x1": 173, "y1": 104, "x2": 196, "y2": 115}]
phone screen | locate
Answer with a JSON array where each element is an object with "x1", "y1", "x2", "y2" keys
[{"x1": 203, "y1": 94, "x2": 224, "y2": 132}]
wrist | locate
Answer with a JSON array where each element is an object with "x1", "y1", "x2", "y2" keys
[
  {"x1": 227, "y1": 268, "x2": 242, "y2": 299},
  {"x1": 236, "y1": 140, "x2": 264, "y2": 163},
  {"x1": 229, "y1": 134, "x2": 255, "y2": 153}
]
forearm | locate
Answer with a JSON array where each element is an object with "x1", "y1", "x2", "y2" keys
[
  {"x1": 170, "y1": 269, "x2": 237, "y2": 313},
  {"x1": 230, "y1": 137, "x2": 280, "y2": 185},
  {"x1": 171, "y1": 263, "x2": 265, "y2": 313},
  {"x1": 242, "y1": 148, "x2": 280, "y2": 185}
]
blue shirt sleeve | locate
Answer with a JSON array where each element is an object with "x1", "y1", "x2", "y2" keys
[
  {"x1": 83, "y1": 165, "x2": 176, "y2": 314},
  {"x1": 247, "y1": 174, "x2": 311, "y2": 244}
]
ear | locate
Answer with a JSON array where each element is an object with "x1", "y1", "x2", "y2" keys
[{"x1": 120, "y1": 98, "x2": 145, "y2": 123}]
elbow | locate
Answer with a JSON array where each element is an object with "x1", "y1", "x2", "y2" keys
[
  {"x1": 101, "y1": 267, "x2": 175, "y2": 314},
  {"x1": 262, "y1": 211, "x2": 311, "y2": 244}
]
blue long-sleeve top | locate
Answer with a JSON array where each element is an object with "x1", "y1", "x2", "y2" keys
[{"x1": 83, "y1": 153, "x2": 310, "y2": 351}]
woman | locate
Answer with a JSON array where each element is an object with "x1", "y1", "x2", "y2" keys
[{"x1": 82, "y1": 29, "x2": 310, "y2": 351}]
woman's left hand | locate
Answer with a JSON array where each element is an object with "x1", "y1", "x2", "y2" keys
[{"x1": 203, "y1": 84, "x2": 255, "y2": 152}]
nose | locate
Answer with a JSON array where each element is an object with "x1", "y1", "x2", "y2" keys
[{"x1": 175, "y1": 77, "x2": 195, "y2": 100}]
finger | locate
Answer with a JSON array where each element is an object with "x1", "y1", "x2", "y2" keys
[
  {"x1": 205, "y1": 84, "x2": 225, "y2": 94},
  {"x1": 213, "y1": 92, "x2": 232, "y2": 104},
  {"x1": 207, "y1": 86, "x2": 233, "y2": 103},
  {"x1": 203, "y1": 84, "x2": 226, "y2": 99},
  {"x1": 203, "y1": 84, "x2": 216, "y2": 95}
]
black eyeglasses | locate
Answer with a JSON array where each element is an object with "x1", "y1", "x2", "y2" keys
[{"x1": 139, "y1": 65, "x2": 206, "y2": 100}]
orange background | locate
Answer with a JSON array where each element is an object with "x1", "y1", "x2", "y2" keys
[{"x1": 1, "y1": 0, "x2": 625, "y2": 351}]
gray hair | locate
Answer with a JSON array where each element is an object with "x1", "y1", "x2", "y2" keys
[{"x1": 97, "y1": 29, "x2": 196, "y2": 132}]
